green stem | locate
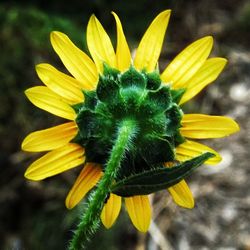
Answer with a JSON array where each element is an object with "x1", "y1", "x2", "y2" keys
[{"x1": 69, "y1": 119, "x2": 137, "y2": 250}]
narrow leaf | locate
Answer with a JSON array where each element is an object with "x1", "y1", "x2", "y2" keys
[{"x1": 111, "y1": 152, "x2": 214, "y2": 197}]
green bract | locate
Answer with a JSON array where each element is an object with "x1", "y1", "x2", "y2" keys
[{"x1": 73, "y1": 65, "x2": 213, "y2": 196}]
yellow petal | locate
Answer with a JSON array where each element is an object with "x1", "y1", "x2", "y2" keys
[
  {"x1": 25, "y1": 86, "x2": 76, "y2": 120},
  {"x1": 164, "y1": 162, "x2": 174, "y2": 167},
  {"x1": 36, "y1": 64, "x2": 84, "y2": 104},
  {"x1": 161, "y1": 36, "x2": 213, "y2": 88},
  {"x1": 168, "y1": 180, "x2": 194, "y2": 209},
  {"x1": 65, "y1": 163, "x2": 102, "y2": 209},
  {"x1": 87, "y1": 15, "x2": 116, "y2": 72},
  {"x1": 50, "y1": 31, "x2": 98, "y2": 89},
  {"x1": 22, "y1": 122, "x2": 78, "y2": 152},
  {"x1": 181, "y1": 114, "x2": 240, "y2": 138},
  {"x1": 180, "y1": 58, "x2": 227, "y2": 105},
  {"x1": 101, "y1": 193, "x2": 121, "y2": 229},
  {"x1": 176, "y1": 140, "x2": 222, "y2": 165},
  {"x1": 25, "y1": 143, "x2": 85, "y2": 181},
  {"x1": 125, "y1": 195, "x2": 151, "y2": 232},
  {"x1": 134, "y1": 10, "x2": 171, "y2": 72},
  {"x1": 112, "y1": 12, "x2": 131, "y2": 72}
]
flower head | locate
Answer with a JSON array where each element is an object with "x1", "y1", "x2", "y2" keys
[{"x1": 22, "y1": 10, "x2": 239, "y2": 233}]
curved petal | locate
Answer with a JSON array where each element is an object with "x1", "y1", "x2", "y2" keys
[
  {"x1": 65, "y1": 163, "x2": 102, "y2": 209},
  {"x1": 161, "y1": 36, "x2": 213, "y2": 88},
  {"x1": 180, "y1": 58, "x2": 227, "y2": 105},
  {"x1": 22, "y1": 122, "x2": 78, "y2": 152},
  {"x1": 36, "y1": 64, "x2": 84, "y2": 104},
  {"x1": 181, "y1": 114, "x2": 240, "y2": 138},
  {"x1": 25, "y1": 143, "x2": 85, "y2": 181},
  {"x1": 125, "y1": 195, "x2": 151, "y2": 232},
  {"x1": 176, "y1": 140, "x2": 222, "y2": 165},
  {"x1": 87, "y1": 15, "x2": 116, "y2": 72},
  {"x1": 50, "y1": 31, "x2": 98, "y2": 89},
  {"x1": 134, "y1": 10, "x2": 171, "y2": 72},
  {"x1": 25, "y1": 86, "x2": 76, "y2": 120},
  {"x1": 168, "y1": 179, "x2": 194, "y2": 209},
  {"x1": 112, "y1": 12, "x2": 131, "y2": 72},
  {"x1": 101, "y1": 193, "x2": 121, "y2": 229}
]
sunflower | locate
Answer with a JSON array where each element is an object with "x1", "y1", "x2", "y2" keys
[{"x1": 22, "y1": 10, "x2": 239, "y2": 233}]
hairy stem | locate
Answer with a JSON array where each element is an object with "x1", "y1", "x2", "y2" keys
[{"x1": 69, "y1": 119, "x2": 137, "y2": 250}]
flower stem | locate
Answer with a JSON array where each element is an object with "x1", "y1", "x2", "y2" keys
[{"x1": 69, "y1": 119, "x2": 137, "y2": 250}]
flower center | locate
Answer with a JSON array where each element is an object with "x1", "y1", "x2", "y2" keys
[{"x1": 73, "y1": 65, "x2": 185, "y2": 179}]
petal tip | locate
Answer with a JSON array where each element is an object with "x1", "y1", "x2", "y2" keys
[
  {"x1": 65, "y1": 197, "x2": 74, "y2": 210},
  {"x1": 24, "y1": 170, "x2": 38, "y2": 181},
  {"x1": 203, "y1": 151, "x2": 223, "y2": 165},
  {"x1": 50, "y1": 31, "x2": 65, "y2": 44},
  {"x1": 89, "y1": 14, "x2": 97, "y2": 22},
  {"x1": 50, "y1": 31, "x2": 57, "y2": 41},
  {"x1": 35, "y1": 63, "x2": 46, "y2": 75},
  {"x1": 162, "y1": 9, "x2": 172, "y2": 16},
  {"x1": 50, "y1": 30, "x2": 61, "y2": 37},
  {"x1": 102, "y1": 221, "x2": 112, "y2": 229},
  {"x1": 111, "y1": 11, "x2": 119, "y2": 21},
  {"x1": 186, "y1": 200, "x2": 195, "y2": 209},
  {"x1": 205, "y1": 35, "x2": 213, "y2": 41},
  {"x1": 35, "y1": 64, "x2": 42, "y2": 71},
  {"x1": 205, "y1": 35, "x2": 213, "y2": 45},
  {"x1": 35, "y1": 63, "x2": 47, "y2": 70},
  {"x1": 139, "y1": 226, "x2": 150, "y2": 233},
  {"x1": 197, "y1": 36, "x2": 213, "y2": 46},
  {"x1": 24, "y1": 88, "x2": 31, "y2": 98},
  {"x1": 21, "y1": 139, "x2": 27, "y2": 151},
  {"x1": 218, "y1": 58, "x2": 228, "y2": 69},
  {"x1": 24, "y1": 171, "x2": 29, "y2": 179},
  {"x1": 177, "y1": 196, "x2": 195, "y2": 209},
  {"x1": 226, "y1": 118, "x2": 240, "y2": 135},
  {"x1": 24, "y1": 166, "x2": 41, "y2": 181},
  {"x1": 233, "y1": 121, "x2": 240, "y2": 133},
  {"x1": 222, "y1": 58, "x2": 228, "y2": 64},
  {"x1": 210, "y1": 152, "x2": 223, "y2": 165}
]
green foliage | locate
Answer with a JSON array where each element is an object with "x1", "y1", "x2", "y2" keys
[
  {"x1": 74, "y1": 66, "x2": 185, "y2": 180},
  {"x1": 111, "y1": 152, "x2": 214, "y2": 197},
  {"x1": 69, "y1": 120, "x2": 137, "y2": 250}
]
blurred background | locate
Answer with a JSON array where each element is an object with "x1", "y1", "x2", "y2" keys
[{"x1": 0, "y1": 0, "x2": 249, "y2": 249}]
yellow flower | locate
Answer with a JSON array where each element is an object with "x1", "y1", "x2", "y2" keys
[{"x1": 22, "y1": 10, "x2": 239, "y2": 233}]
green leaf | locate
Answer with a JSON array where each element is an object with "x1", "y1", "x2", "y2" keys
[{"x1": 111, "y1": 152, "x2": 214, "y2": 197}]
